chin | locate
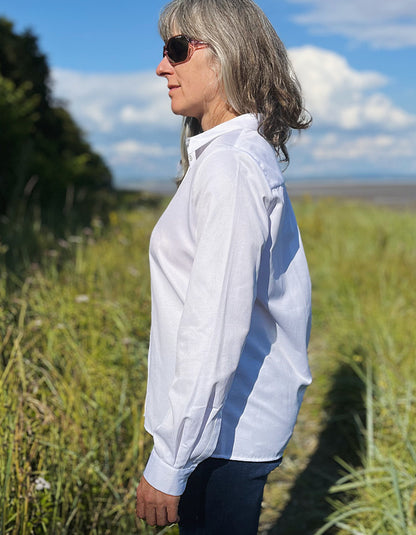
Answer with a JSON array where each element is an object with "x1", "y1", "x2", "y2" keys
[{"x1": 170, "y1": 102, "x2": 184, "y2": 116}]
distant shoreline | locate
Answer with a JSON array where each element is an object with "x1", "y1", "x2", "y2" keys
[
  {"x1": 117, "y1": 178, "x2": 416, "y2": 208},
  {"x1": 286, "y1": 180, "x2": 416, "y2": 207}
]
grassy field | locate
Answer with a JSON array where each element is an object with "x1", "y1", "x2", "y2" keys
[{"x1": 1, "y1": 193, "x2": 415, "y2": 534}]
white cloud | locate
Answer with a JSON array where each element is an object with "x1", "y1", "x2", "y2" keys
[
  {"x1": 312, "y1": 133, "x2": 414, "y2": 161},
  {"x1": 52, "y1": 69, "x2": 180, "y2": 133},
  {"x1": 50, "y1": 48, "x2": 416, "y2": 182},
  {"x1": 51, "y1": 68, "x2": 182, "y2": 181},
  {"x1": 97, "y1": 138, "x2": 180, "y2": 182},
  {"x1": 109, "y1": 139, "x2": 177, "y2": 164},
  {"x1": 286, "y1": 45, "x2": 416, "y2": 176},
  {"x1": 288, "y1": 0, "x2": 416, "y2": 49},
  {"x1": 339, "y1": 93, "x2": 415, "y2": 130},
  {"x1": 289, "y1": 46, "x2": 416, "y2": 131},
  {"x1": 120, "y1": 104, "x2": 169, "y2": 126},
  {"x1": 288, "y1": 128, "x2": 416, "y2": 178}
]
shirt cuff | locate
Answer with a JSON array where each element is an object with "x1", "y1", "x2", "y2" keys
[{"x1": 143, "y1": 448, "x2": 195, "y2": 496}]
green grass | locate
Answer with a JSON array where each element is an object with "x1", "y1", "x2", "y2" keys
[
  {"x1": 261, "y1": 198, "x2": 416, "y2": 534},
  {"x1": 0, "y1": 198, "x2": 168, "y2": 534},
  {"x1": 306, "y1": 200, "x2": 416, "y2": 535},
  {"x1": 1, "y1": 195, "x2": 415, "y2": 534}
]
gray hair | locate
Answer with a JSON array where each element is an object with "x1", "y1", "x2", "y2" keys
[{"x1": 159, "y1": 0, "x2": 311, "y2": 183}]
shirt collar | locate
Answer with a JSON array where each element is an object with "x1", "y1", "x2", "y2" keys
[{"x1": 186, "y1": 114, "x2": 260, "y2": 161}]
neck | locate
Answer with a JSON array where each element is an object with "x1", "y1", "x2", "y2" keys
[{"x1": 200, "y1": 104, "x2": 239, "y2": 132}]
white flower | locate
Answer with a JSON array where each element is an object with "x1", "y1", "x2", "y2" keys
[
  {"x1": 92, "y1": 217, "x2": 103, "y2": 228},
  {"x1": 128, "y1": 267, "x2": 139, "y2": 277},
  {"x1": 68, "y1": 235, "x2": 83, "y2": 244},
  {"x1": 75, "y1": 294, "x2": 89, "y2": 303},
  {"x1": 58, "y1": 239, "x2": 70, "y2": 249},
  {"x1": 34, "y1": 477, "x2": 51, "y2": 491}
]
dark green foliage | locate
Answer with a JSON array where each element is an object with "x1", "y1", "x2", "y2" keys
[
  {"x1": 0, "y1": 76, "x2": 39, "y2": 208},
  {"x1": 0, "y1": 17, "x2": 113, "y2": 216}
]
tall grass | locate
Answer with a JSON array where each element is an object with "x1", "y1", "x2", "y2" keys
[
  {"x1": 0, "y1": 200, "x2": 167, "y2": 534},
  {"x1": 296, "y1": 198, "x2": 416, "y2": 534},
  {"x1": 1, "y1": 194, "x2": 415, "y2": 534}
]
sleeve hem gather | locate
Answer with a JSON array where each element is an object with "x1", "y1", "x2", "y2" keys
[{"x1": 143, "y1": 448, "x2": 195, "y2": 496}]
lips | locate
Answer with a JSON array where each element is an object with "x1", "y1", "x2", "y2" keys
[{"x1": 168, "y1": 85, "x2": 180, "y2": 95}]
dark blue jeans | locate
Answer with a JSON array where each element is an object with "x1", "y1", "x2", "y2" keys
[{"x1": 178, "y1": 457, "x2": 281, "y2": 535}]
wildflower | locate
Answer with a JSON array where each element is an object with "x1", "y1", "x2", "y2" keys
[
  {"x1": 92, "y1": 217, "x2": 103, "y2": 228},
  {"x1": 128, "y1": 267, "x2": 139, "y2": 277},
  {"x1": 58, "y1": 239, "x2": 70, "y2": 249},
  {"x1": 75, "y1": 294, "x2": 89, "y2": 303},
  {"x1": 68, "y1": 235, "x2": 83, "y2": 244},
  {"x1": 34, "y1": 477, "x2": 51, "y2": 491}
]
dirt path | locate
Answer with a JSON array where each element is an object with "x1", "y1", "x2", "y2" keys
[{"x1": 258, "y1": 337, "x2": 365, "y2": 534}]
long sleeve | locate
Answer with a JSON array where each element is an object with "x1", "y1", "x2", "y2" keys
[
  {"x1": 143, "y1": 114, "x2": 312, "y2": 497},
  {"x1": 143, "y1": 149, "x2": 272, "y2": 495}
]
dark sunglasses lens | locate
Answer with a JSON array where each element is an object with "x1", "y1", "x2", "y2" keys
[{"x1": 167, "y1": 36, "x2": 189, "y2": 63}]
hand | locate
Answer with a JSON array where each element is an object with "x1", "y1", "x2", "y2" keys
[{"x1": 136, "y1": 476, "x2": 180, "y2": 527}]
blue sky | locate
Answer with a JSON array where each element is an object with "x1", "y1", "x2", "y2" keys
[{"x1": 2, "y1": 0, "x2": 416, "y2": 188}]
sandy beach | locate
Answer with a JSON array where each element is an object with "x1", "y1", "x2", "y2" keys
[
  {"x1": 287, "y1": 180, "x2": 416, "y2": 208},
  {"x1": 134, "y1": 179, "x2": 416, "y2": 210}
]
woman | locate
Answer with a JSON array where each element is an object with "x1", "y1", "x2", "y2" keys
[{"x1": 136, "y1": 0, "x2": 312, "y2": 533}]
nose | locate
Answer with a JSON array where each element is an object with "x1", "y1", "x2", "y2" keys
[{"x1": 156, "y1": 55, "x2": 174, "y2": 77}]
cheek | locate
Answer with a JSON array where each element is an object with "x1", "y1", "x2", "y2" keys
[
  {"x1": 196, "y1": 70, "x2": 221, "y2": 99},
  {"x1": 203, "y1": 79, "x2": 222, "y2": 103}
]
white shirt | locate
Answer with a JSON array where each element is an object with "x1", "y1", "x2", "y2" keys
[{"x1": 143, "y1": 114, "x2": 312, "y2": 496}]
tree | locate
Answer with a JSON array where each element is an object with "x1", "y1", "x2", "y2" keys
[
  {"x1": 0, "y1": 76, "x2": 38, "y2": 211},
  {"x1": 0, "y1": 17, "x2": 113, "y2": 215}
]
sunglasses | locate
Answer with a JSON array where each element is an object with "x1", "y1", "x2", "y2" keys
[{"x1": 163, "y1": 35, "x2": 209, "y2": 66}]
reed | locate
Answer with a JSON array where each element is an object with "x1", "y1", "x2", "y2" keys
[
  {"x1": 296, "y1": 198, "x2": 416, "y2": 535},
  {"x1": 1, "y1": 194, "x2": 415, "y2": 534},
  {"x1": 0, "y1": 201, "x2": 167, "y2": 534}
]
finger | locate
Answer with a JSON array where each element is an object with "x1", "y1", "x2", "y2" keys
[
  {"x1": 167, "y1": 502, "x2": 179, "y2": 524},
  {"x1": 136, "y1": 489, "x2": 145, "y2": 519},
  {"x1": 145, "y1": 505, "x2": 157, "y2": 527},
  {"x1": 136, "y1": 501, "x2": 145, "y2": 519},
  {"x1": 156, "y1": 506, "x2": 168, "y2": 526}
]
